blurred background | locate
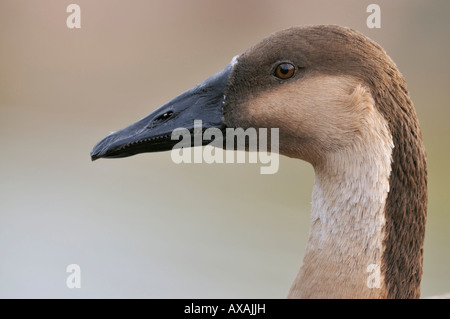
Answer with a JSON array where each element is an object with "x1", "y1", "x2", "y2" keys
[{"x1": 0, "y1": 0, "x2": 449, "y2": 298}]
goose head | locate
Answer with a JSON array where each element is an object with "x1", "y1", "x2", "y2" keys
[
  {"x1": 91, "y1": 25, "x2": 427, "y2": 299},
  {"x1": 91, "y1": 26, "x2": 377, "y2": 163}
]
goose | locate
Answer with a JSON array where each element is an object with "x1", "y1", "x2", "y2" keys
[{"x1": 90, "y1": 25, "x2": 427, "y2": 299}]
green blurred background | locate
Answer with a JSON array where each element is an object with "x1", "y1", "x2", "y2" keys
[{"x1": 1, "y1": 0, "x2": 449, "y2": 298}]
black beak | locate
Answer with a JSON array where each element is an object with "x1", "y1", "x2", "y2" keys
[{"x1": 90, "y1": 62, "x2": 233, "y2": 161}]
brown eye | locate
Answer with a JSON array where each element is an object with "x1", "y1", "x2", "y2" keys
[{"x1": 274, "y1": 63, "x2": 295, "y2": 79}]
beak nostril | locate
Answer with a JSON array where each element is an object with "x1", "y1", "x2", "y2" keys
[{"x1": 154, "y1": 111, "x2": 174, "y2": 123}]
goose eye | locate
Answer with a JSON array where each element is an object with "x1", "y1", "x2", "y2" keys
[{"x1": 274, "y1": 63, "x2": 295, "y2": 79}]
